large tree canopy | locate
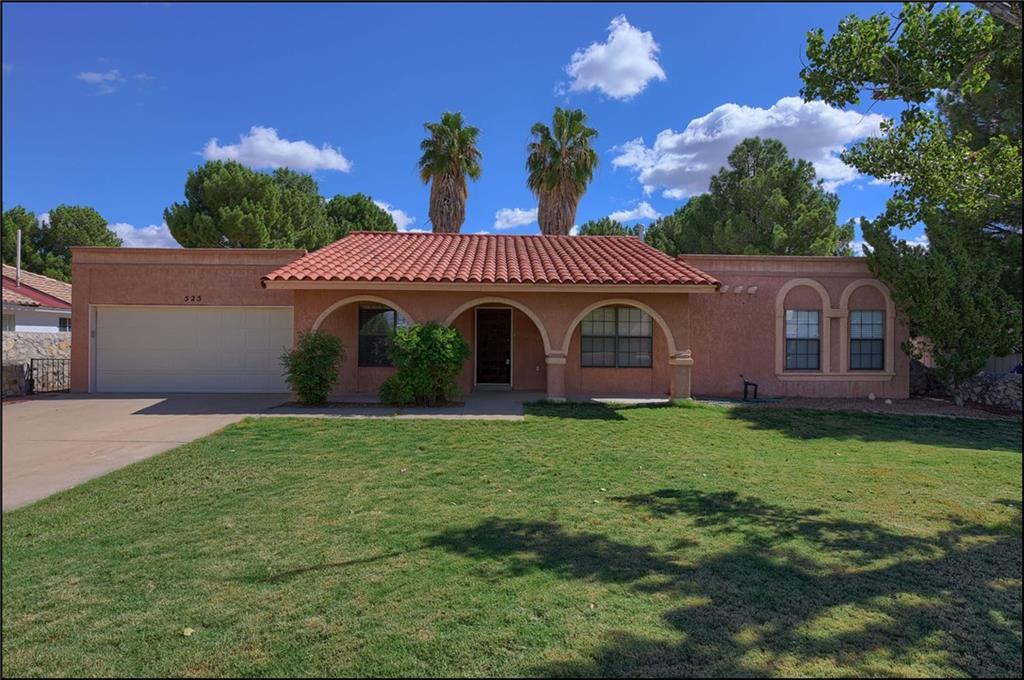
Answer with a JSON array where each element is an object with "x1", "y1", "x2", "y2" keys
[
  {"x1": 801, "y1": 2, "x2": 1022, "y2": 385},
  {"x1": 643, "y1": 137, "x2": 854, "y2": 256},
  {"x1": 3, "y1": 204, "x2": 122, "y2": 282},
  {"x1": 577, "y1": 217, "x2": 642, "y2": 237},
  {"x1": 324, "y1": 193, "x2": 397, "y2": 238},
  {"x1": 164, "y1": 161, "x2": 331, "y2": 250}
]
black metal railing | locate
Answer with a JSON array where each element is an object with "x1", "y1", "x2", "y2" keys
[{"x1": 28, "y1": 358, "x2": 70, "y2": 394}]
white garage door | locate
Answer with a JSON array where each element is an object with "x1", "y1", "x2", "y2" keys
[{"x1": 95, "y1": 306, "x2": 293, "y2": 393}]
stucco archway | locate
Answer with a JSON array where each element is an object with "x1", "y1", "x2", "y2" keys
[
  {"x1": 311, "y1": 295, "x2": 417, "y2": 332},
  {"x1": 442, "y1": 296, "x2": 554, "y2": 355},
  {"x1": 559, "y1": 298, "x2": 680, "y2": 357}
]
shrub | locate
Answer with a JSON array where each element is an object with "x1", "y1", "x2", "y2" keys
[
  {"x1": 380, "y1": 322, "x2": 470, "y2": 406},
  {"x1": 280, "y1": 330, "x2": 345, "y2": 405}
]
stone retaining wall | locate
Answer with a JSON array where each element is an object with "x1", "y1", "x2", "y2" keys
[
  {"x1": 1, "y1": 332, "x2": 72, "y2": 397},
  {"x1": 955, "y1": 372, "x2": 1022, "y2": 415}
]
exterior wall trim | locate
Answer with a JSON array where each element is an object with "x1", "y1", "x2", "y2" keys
[
  {"x1": 837, "y1": 278, "x2": 897, "y2": 375},
  {"x1": 774, "y1": 278, "x2": 834, "y2": 375}
]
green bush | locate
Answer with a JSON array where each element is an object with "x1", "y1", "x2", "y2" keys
[
  {"x1": 379, "y1": 322, "x2": 470, "y2": 406},
  {"x1": 280, "y1": 330, "x2": 345, "y2": 405}
]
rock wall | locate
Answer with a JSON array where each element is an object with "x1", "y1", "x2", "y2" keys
[
  {"x1": 1, "y1": 332, "x2": 72, "y2": 396},
  {"x1": 955, "y1": 372, "x2": 1022, "y2": 415}
]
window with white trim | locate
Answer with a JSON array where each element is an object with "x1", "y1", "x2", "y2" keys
[
  {"x1": 581, "y1": 306, "x2": 653, "y2": 368},
  {"x1": 785, "y1": 309, "x2": 820, "y2": 370},
  {"x1": 58, "y1": 317, "x2": 72, "y2": 333},
  {"x1": 850, "y1": 310, "x2": 884, "y2": 370}
]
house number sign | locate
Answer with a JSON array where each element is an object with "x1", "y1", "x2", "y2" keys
[{"x1": 184, "y1": 295, "x2": 203, "y2": 303}]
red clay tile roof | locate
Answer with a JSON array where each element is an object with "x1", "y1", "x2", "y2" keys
[
  {"x1": 1, "y1": 265, "x2": 72, "y2": 305},
  {"x1": 263, "y1": 232, "x2": 719, "y2": 287}
]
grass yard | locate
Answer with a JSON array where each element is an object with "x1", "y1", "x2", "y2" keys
[{"x1": 2, "y1": 403, "x2": 1021, "y2": 677}]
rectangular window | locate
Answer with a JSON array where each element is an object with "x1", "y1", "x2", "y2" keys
[
  {"x1": 58, "y1": 317, "x2": 72, "y2": 333},
  {"x1": 581, "y1": 307, "x2": 653, "y2": 368},
  {"x1": 2, "y1": 314, "x2": 14, "y2": 332},
  {"x1": 785, "y1": 309, "x2": 820, "y2": 370},
  {"x1": 358, "y1": 305, "x2": 399, "y2": 367},
  {"x1": 850, "y1": 310, "x2": 884, "y2": 370}
]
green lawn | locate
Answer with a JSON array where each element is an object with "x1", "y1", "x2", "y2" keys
[{"x1": 2, "y1": 403, "x2": 1021, "y2": 677}]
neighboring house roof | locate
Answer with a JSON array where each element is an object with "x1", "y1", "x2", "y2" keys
[
  {"x1": 2, "y1": 287, "x2": 41, "y2": 307},
  {"x1": 1, "y1": 265, "x2": 73, "y2": 307},
  {"x1": 263, "y1": 232, "x2": 719, "y2": 287}
]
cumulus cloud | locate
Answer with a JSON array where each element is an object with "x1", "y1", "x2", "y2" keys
[
  {"x1": 109, "y1": 221, "x2": 179, "y2": 248},
  {"x1": 203, "y1": 126, "x2": 352, "y2": 173},
  {"x1": 76, "y1": 68, "x2": 123, "y2": 94},
  {"x1": 608, "y1": 201, "x2": 661, "y2": 223},
  {"x1": 373, "y1": 200, "x2": 416, "y2": 231},
  {"x1": 569, "y1": 225, "x2": 580, "y2": 236},
  {"x1": 612, "y1": 96, "x2": 886, "y2": 199},
  {"x1": 564, "y1": 15, "x2": 666, "y2": 100},
  {"x1": 493, "y1": 207, "x2": 538, "y2": 230}
]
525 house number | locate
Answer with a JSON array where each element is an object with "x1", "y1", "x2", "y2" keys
[{"x1": 183, "y1": 295, "x2": 203, "y2": 303}]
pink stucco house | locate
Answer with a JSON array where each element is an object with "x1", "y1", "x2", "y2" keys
[{"x1": 70, "y1": 232, "x2": 909, "y2": 400}]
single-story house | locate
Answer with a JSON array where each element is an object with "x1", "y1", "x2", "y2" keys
[
  {"x1": 2, "y1": 264, "x2": 73, "y2": 333},
  {"x1": 69, "y1": 232, "x2": 909, "y2": 400}
]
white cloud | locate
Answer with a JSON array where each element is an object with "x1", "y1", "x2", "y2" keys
[
  {"x1": 569, "y1": 225, "x2": 580, "y2": 236},
  {"x1": 373, "y1": 200, "x2": 416, "y2": 231},
  {"x1": 76, "y1": 68, "x2": 123, "y2": 94},
  {"x1": 850, "y1": 232, "x2": 928, "y2": 256},
  {"x1": 493, "y1": 207, "x2": 538, "y2": 230},
  {"x1": 608, "y1": 201, "x2": 661, "y2": 223},
  {"x1": 109, "y1": 221, "x2": 179, "y2": 248},
  {"x1": 202, "y1": 126, "x2": 352, "y2": 173},
  {"x1": 612, "y1": 96, "x2": 886, "y2": 199},
  {"x1": 564, "y1": 15, "x2": 666, "y2": 100},
  {"x1": 37, "y1": 212, "x2": 50, "y2": 226},
  {"x1": 133, "y1": 72, "x2": 155, "y2": 81}
]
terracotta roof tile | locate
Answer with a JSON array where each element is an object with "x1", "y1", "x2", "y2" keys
[
  {"x1": 1, "y1": 265, "x2": 72, "y2": 304},
  {"x1": 2, "y1": 287, "x2": 40, "y2": 307},
  {"x1": 263, "y1": 232, "x2": 719, "y2": 287}
]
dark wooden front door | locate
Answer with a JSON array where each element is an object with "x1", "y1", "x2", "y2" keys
[{"x1": 476, "y1": 308, "x2": 512, "y2": 385}]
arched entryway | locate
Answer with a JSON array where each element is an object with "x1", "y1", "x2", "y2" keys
[
  {"x1": 443, "y1": 297, "x2": 549, "y2": 392},
  {"x1": 311, "y1": 295, "x2": 413, "y2": 396}
]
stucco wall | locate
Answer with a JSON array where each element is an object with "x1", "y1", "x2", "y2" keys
[
  {"x1": 70, "y1": 247, "x2": 302, "y2": 392},
  {"x1": 685, "y1": 255, "x2": 909, "y2": 399},
  {"x1": 9, "y1": 308, "x2": 71, "y2": 333}
]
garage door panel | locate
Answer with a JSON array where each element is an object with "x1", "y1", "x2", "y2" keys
[{"x1": 95, "y1": 307, "x2": 292, "y2": 393}]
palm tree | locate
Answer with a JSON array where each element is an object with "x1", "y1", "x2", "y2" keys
[
  {"x1": 418, "y1": 112, "x2": 482, "y2": 233},
  {"x1": 527, "y1": 107, "x2": 599, "y2": 235}
]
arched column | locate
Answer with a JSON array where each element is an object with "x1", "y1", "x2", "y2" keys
[{"x1": 442, "y1": 296, "x2": 553, "y2": 355}]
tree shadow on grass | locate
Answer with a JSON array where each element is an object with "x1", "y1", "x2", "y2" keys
[
  {"x1": 725, "y1": 405, "x2": 1023, "y2": 452},
  {"x1": 427, "y1": 491, "x2": 1022, "y2": 677}
]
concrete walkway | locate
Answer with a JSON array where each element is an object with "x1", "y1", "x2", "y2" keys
[{"x1": 2, "y1": 394, "x2": 286, "y2": 511}]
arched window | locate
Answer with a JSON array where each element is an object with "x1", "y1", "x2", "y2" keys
[
  {"x1": 358, "y1": 305, "x2": 406, "y2": 367},
  {"x1": 581, "y1": 306, "x2": 653, "y2": 368},
  {"x1": 785, "y1": 309, "x2": 820, "y2": 370},
  {"x1": 849, "y1": 310, "x2": 884, "y2": 370}
]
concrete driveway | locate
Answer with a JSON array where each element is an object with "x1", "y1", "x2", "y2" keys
[{"x1": 2, "y1": 394, "x2": 286, "y2": 511}]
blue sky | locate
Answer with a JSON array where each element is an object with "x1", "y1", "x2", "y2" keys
[{"x1": 2, "y1": 2, "x2": 918, "y2": 250}]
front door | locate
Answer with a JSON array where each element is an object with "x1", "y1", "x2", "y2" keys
[{"x1": 476, "y1": 308, "x2": 512, "y2": 385}]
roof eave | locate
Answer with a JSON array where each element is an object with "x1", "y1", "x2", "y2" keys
[{"x1": 262, "y1": 279, "x2": 718, "y2": 293}]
